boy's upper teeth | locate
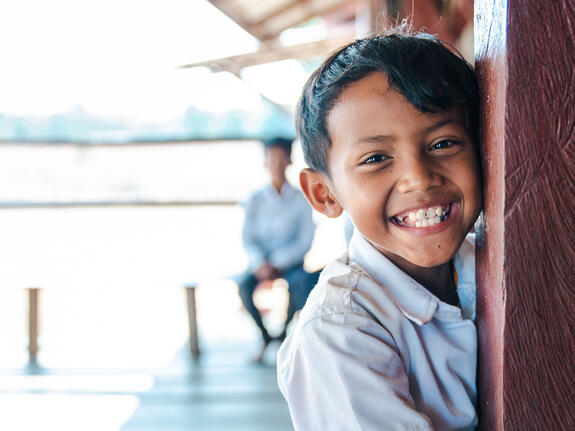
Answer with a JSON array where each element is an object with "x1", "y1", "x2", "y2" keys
[{"x1": 399, "y1": 204, "x2": 449, "y2": 222}]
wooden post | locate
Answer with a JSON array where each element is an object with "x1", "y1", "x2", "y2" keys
[
  {"x1": 475, "y1": 0, "x2": 575, "y2": 429},
  {"x1": 185, "y1": 284, "x2": 200, "y2": 359},
  {"x1": 27, "y1": 287, "x2": 41, "y2": 364}
]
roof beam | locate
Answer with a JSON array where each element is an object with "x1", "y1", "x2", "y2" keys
[
  {"x1": 256, "y1": 0, "x2": 352, "y2": 40},
  {"x1": 205, "y1": 0, "x2": 266, "y2": 39},
  {"x1": 251, "y1": 0, "x2": 308, "y2": 26},
  {"x1": 208, "y1": 0, "x2": 354, "y2": 41},
  {"x1": 179, "y1": 34, "x2": 355, "y2": 73}
]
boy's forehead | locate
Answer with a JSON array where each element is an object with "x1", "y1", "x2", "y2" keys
[{"x1": 327, "y1": 75, "x2": 467, "y2": 143}]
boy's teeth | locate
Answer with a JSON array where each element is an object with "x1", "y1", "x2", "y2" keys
[{"x1": 401, "y1": 204, "x2": 451, "y2": 227}]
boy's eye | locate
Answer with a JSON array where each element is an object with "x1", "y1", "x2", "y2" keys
[
  {"x1": 362, "y1": 154, "x2": 388, "y2": 165},
  {"x1": 430, "y1": 140, "x2": 457, "y2": 151}
]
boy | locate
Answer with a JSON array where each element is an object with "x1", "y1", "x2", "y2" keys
[
  {"x1": 239, "y1": 137, "x2": 318, "y2": 363},
  {"x1": 277, "y1": 30, "x2": 482, "y2": 430}
]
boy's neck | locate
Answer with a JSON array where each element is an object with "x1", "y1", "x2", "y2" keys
[{"x1": 394, "y1": 258, "x2": 459, "y2": 306}]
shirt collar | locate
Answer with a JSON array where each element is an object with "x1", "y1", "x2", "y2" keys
[
  {"x1": 348, "y1": 232, "x2": 438, "y2": 325},
  {"x1": 453, "y1": 234, "x2": 476, "y2": 321},
  {"x1": 453, "y1": 234, "x2": 475, "y2": 286},
  {"x1": 265, "y1": 181, "x2": 294, "y2": 199},
  {"x1": 348, "y1": 232, "x2": 476, "y2": 325}
]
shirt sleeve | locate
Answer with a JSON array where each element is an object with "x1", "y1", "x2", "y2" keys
[
  {"x1": 242, "y1": 194, "x2": 266, "y2": 272},
  {"x1": 268, "y1": 196, "x2": 315, "y2": 271},
  {"x1": 277, "y1": 311, "x2": 433, "y2": 431}
]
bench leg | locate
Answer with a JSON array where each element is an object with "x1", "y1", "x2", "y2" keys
[
  {"x1": 27, "y1": 287, "x2": 41, "y2": 364},
  {"x1": 185, "y1": 285, "x2": 200, "y2": 359}
]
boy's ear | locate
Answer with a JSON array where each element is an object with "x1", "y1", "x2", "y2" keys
[{"x1": 299, "y1": 168, "x2": 343, "y2": 218}]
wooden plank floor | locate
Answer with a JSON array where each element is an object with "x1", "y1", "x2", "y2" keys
[
  {"x1": 0, "y1": 340, "x2": 293, "y2": 431},
  {"x1": 120, "y1": 341, "x2": 294, "y2": 431}
]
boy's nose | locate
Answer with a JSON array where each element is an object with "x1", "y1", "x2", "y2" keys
[{"x1": 396, "y1": 159, "x2": 442, "y2": 193}]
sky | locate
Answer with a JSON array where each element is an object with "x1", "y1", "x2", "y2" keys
[{"x1": 0, "y1": 0, "x2": 310, "y2": 121}]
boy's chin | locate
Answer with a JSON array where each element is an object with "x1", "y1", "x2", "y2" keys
[
  {"x1": 370, "y1": 236, "x2": 463, "y2": 270},
  {"x1": 408, "y1": 255, "x2": 453, "y2": 269},
  {"x1": 391, "y1": 246, "x2": 459, "y2": 270}
]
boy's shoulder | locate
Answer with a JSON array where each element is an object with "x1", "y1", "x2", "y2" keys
[
  {"x1": 277, "y1": 250, "x2": 410, "y2": 388},
  {"x1": 296, "y1": 251, "x2": 405, "y2": 331}
]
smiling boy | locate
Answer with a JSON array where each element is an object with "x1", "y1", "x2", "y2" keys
[{"x1": 277, "y1": 31, "x2": 482, "y2": 430}]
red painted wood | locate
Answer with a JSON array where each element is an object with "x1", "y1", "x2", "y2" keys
[
  {"x1": 474, "y1": 1, "x2": 507, "y2": 429},
  {"x1": 476, "y1": 0, "x2": 575, "y2": 429}
]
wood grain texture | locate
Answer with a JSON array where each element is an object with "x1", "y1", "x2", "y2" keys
[
  {"x1": 476, "y1": 0, "x2": 575, "y2": 429},
  {"x1": 504, "y1": 0, "x2": 575, "y2": 429}
]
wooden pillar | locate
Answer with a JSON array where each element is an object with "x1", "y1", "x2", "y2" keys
[{"x1": 475, "y1": 0, "x2": 575, "y2": 429}]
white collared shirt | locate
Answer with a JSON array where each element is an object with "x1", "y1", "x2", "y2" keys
[
  {"x1": 277, "y1": 232, "x2": 478, "y2": 431},
  {"x1": 242, "y1": 181, "x2": 315, "y2": 272}
]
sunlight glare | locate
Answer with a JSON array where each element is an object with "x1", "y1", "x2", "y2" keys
[{"x1": 0, "y1": 0, "x2": 259, "y2": 118}]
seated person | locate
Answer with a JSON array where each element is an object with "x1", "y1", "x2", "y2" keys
[{"x1": 238, "y1": 137, "x2": 317, "y2": 363}]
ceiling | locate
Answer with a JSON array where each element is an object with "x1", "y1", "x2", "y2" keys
[
  {"x1": 206, "y1": 0, "x2": 354, "y2": 41},
  {"x1": 185, "y1": 0, "x2": 474, "y2": 73}
]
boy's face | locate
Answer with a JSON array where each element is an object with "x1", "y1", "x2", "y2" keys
[{"x1": 321, "y1": 71, "x2": 481, "y2": 270}]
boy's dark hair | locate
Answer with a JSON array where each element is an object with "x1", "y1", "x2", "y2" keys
[
  {"x1": 263, "y1": 137, "x2": 293, "y2": 156},
  {"x1": 297, "y1": 29, "x2": 479, "y2": 175}
]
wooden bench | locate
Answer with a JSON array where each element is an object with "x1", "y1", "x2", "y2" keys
[
  {"x1": 21, "y1": 282, "x2": 290, "y2": 364},
  {"x1": 21, "y1": 285, "x2": 201, "y2": 365}
]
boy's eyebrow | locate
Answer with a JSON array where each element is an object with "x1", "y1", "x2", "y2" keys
[
  {"x1": 423, "y1": 119, "x2": 465, "y2": 134},
  {"x1": 356, "y1": 119, "x2": 465, "y2": 145},
  {"x1": 357, "y1": 134, "x2": 395, "y2": 144}
]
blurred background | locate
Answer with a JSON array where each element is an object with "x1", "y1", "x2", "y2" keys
[{"x1": 0, "y1": 0, "x2": 473, "y2": 429}]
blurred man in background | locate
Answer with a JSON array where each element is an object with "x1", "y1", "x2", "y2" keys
[{"x1": 238, "y1": 137, "x2": 317, "y2": 363}]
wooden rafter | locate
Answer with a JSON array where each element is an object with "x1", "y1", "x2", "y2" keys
[
  {"x1": 207, "y1": 0, "x2": 354, "y2": 41},
  {"x1": 251, "y1": 0, "x2": 308, "y2": 26},
  {"x1": 179, "y1": 33, "x2": 355, "y2": 73},
  {"x1": 256, "y1": 0, "x2": 353, "y2": 40},
  {"x1": 206, "y1": 0, "x2": 266, "y2": 39}
]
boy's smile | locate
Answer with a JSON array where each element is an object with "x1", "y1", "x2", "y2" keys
[{"x1": 320, "y1": 71, "x2": 482, "y2": 275}]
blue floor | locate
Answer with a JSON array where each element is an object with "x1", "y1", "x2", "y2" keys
[
  {"x1": 0, "y1": 340, "x2": 294, "y2": 431},
  {"x1": 121, "y1": 342, "x2": 293, "y2": 431}
]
